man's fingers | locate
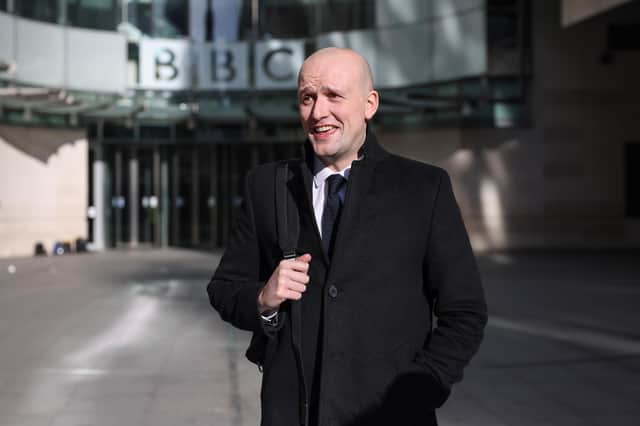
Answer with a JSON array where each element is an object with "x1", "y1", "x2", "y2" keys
[
  {"x1": 283, "y1": 289, "x2": 303, "y2": 301},
  {"x1": 286, "y1": 281, "x2": 307, "y2": 294},
  {"x1": 291, "y1": 260, "x2": 310, "y2": 273},
  {"x1": 275, "y1": 287, "x2": 304, "y2": 301},
  {"x1": 275, "y1": 281, "x2": 306, "y2": 298},
  {"x1": 280, "y1": 259, "x2": 310, "y2": 273},
  {"x1": 275, "y1": 279, "x2": 306, "y2": 294},
  {"x1": 282, "y1": 269, "x2": 310, "y2": 284}
]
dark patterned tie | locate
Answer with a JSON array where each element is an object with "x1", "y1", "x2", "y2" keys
[{"x1": 322, "y1": 174, "x2": 347, "y2": 259}]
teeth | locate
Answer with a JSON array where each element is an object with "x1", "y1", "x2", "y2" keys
[{"x1": 314, "y1": 125, "x2": 333, "y2": 133}]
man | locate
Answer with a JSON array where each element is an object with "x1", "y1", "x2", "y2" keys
[{"x1": 208, "y1": 47, "x2": 487, "y2": 426}]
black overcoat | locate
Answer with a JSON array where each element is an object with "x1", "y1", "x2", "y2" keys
[{"x1": 208, "y1": 131, "x2": 487, "y2": 426}]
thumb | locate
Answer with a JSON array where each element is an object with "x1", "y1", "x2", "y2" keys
[{"x1": 297, "y1": 253, "x2": 312, "y2": 263}]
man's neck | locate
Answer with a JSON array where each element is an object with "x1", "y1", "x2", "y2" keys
[
  {"x1": 318, "y1": 154, "x2": 358, "y2": 173},
  {"x1": 318, "y1": 131, "x2": 367, "y2": 172}
]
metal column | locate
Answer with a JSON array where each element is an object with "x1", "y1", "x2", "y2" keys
[
  {"x1": 114, "y1": 148, "x2": 123, "y2": 246},
  {"x1": 171, "y1": 152, "x2": 180, "y2": 245},
  {"x1": 250, "y1": 145, "x2": 260, "y2": 169},
  {"x1": 220, "y1": 145, "x2": 230, "y2": 245},
  {"x1": 153, "y1": 147, "x2": 161, "y2": 246},
  {"x1": 229, "y1": 144, "x2": 239, "y2": 243},
  {"x1": 129, "y1": 148, "x2": 139, "y2": 247},
  {"x1": 160, "y1": 148, "x2": 170, "y2": 248},
  {"x1": 209, "y1": 146, "x2": 218, "y2": 247},
  {"x1": 190, "y1": 148, "x2": 200, "y2": 245}
]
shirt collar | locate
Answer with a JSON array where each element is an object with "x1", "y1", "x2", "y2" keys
[{"x1": 312, "y1": 156, "x2": 357, "y2": 188}]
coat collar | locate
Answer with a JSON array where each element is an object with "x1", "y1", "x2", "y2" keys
[
  {"x1": 295, "y1": 125, "x2": 387, "y2": 268},
  {"x1": 302, "y1": 124, "x2": 388, "y2": 172}
]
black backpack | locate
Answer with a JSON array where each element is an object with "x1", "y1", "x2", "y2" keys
[{"x1": 245, "y1": 160, "x2": 300, "y2": 367}]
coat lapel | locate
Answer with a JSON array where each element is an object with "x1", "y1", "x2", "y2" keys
[
  {"x1": 329, "y1": 158, "x2": 375, "y2": 269},
  {"x1": 293, "y1": 128, "x2": 389, "y2": 270},
  {"x1": 288, "y1": 158, "x2": 328, "y2": 265},
  {"x1": 325, "y1": 129, "x2": 389, "y2": 275}
]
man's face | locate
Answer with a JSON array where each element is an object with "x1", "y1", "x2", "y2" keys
[{"x1": 297, "y1": 51, "x2": 377, "y2": 169}]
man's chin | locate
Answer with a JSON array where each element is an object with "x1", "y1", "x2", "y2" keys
[
  {"x1": 309, "y1": 137, "x2": 337, "y2": 154},
  {"x1": 310, "y1": 143, "x2": 338, "y2": 159}
]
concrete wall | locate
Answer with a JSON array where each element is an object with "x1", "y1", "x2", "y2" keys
[
  {"x1": 562, "y1": 0, "x2": 632, "y2": 26},
  {"x1": 380, "y1": 0, "x2": 640, "y2": 250},
  {"x1": 0, "y1": 130, "x2": 88, "y2": 258}
]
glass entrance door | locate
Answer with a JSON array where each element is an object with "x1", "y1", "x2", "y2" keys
[{"x1": 106, "y1": 141, "x2": 302, "y2": 250}]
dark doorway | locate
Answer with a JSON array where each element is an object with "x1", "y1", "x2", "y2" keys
[{"x1": 625, "y1": 143, "x2": 640, "y2": 218}]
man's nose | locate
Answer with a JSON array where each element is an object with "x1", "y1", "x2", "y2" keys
[{"x1": 311, "y1": 96, "x2": 329, "y2": 120}]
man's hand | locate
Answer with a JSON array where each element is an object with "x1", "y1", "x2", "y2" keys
[{"x1": 257, "y1": 254, "x2": 312, "y2": 313}]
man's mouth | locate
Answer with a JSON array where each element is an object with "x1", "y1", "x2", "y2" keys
[{"x1": 312, "y1": 125, "x2": 337, "y2": 134}]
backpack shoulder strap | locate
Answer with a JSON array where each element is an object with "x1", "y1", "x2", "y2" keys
[{"x1": 275, "y1": 160, "x2": 300, "y2": 259}]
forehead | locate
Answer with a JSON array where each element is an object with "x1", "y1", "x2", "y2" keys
[{"x1": 298, "y1": 54, "x2": 362, "y2": 91}]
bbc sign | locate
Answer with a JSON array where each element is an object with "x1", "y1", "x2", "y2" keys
[{"x1": 140, "y1": 38, "x2": 305, "y2": 90}]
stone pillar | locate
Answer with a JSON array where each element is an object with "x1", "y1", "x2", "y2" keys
[{"x1": 91, "y1": 143, "x2": 106, "y2": 250}]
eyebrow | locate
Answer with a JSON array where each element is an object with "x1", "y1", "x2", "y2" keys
[
  {"x1": 298, "y1": 84, "x2": 345, "y2": 96},
  {"x1": 323, "y1": 85, "x2": 344, "y2": 95}
]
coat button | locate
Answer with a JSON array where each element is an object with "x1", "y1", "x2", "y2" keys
[{"x1": 328, "y1": 284, "x2": 338, "y2": 298}]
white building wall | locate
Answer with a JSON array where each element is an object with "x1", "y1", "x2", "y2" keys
[{"x1": 0, "y1": 131, "x2": 88, "y2": 258}]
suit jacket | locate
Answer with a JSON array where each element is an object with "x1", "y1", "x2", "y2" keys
[{"x1": 207, "y1": 130, "x2": 487, "y2": 426}]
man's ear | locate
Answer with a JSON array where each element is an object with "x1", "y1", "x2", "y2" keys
[{"x1": 364, "y1": 90, "x2": 379, "y2": 120}]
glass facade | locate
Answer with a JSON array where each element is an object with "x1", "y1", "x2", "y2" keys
[
  {"x1": 129, "y1": 0, "x2": 189, "y2": 38},
  {"x1": 15, "y1": 0, "x2": 59, "y2": 23},
  {"x1": 1, "y1": 0, "x2": 534, "y2": 249},
  {"x1": 92, "y1": 142, "x2": 302, "y2": 249},
  {"x1": 67, "y1": 0, "x2": 120, "y2": 31},
  {"x1": 6, "y1": 0, "x2": 431, "y2": 39},
  {"x1": 259, "y1": 0, "x2": 375, "y2": 39}
]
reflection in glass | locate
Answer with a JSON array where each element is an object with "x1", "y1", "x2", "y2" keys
[
  {"x1": 190, "y1": 0, "x2": 248, "y2": 42},
  {"x1": 151, "y1": 0, "x2": 188, "y2": 37},
  {"x1": 15, "y1": 0, "x2": 59, "y2": 23},
  {"x1": 67, "y1": 0, "x2": 120, "y2": 31},
  {"x1": 259, "y1": 0, "x2": 373, "y2": 39},
  {"x1": 122, "y1": 0, "x2": 188, "y2": 39}
]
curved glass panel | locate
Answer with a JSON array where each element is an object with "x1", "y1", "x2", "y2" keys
[
  {"x1": 16, "y1": 0, "x2": 59, "y2": 23},
  {"x1": 258, "y1": 0, "x2": 485, "y2": 38},
  {"x1": 259, "y1": 0, "x2": 374, "y2": 38},
  {"x1": 0, "y1": 12, "x2": 12, "y2": 73},
  {"x1": 189, "y1": 0, "x2": 252, "y2": 41},
  {"x1": 15, "y1": 18, "x2": 65, "y2": 87},
  {"x1": 118, "y1": 0, "x2": 253, "y2": 40},
  {"x1": 66, "y1": 0, "x2": 120, "y2": 31}
]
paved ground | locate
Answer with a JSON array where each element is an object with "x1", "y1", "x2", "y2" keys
[{"x1": 0, "y1": 249, "x2": 638, "y2": 426}]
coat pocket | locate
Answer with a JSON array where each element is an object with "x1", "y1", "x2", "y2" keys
[{"x1": 245, "y1": 331, "x2": 267, "y2": 367}]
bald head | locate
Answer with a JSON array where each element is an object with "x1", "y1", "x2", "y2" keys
[
  {"x1": 297, "y1": 47, "x2": 379, "y2": 171},
  {"x1": 298, "y1": 47, "x2": 374, "y2": 94}
]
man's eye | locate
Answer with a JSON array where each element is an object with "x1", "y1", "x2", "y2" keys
[{"x1": 300, "y1": 95, "x2": 312, "y2": 104}]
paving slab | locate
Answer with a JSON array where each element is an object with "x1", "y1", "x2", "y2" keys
[{"x1": 0, "y1": 249, "x2": 639, "y2": 426}]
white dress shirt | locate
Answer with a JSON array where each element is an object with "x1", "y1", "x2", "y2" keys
[{"x1": 312, "y1": 156, "x2": 352, "y2": 237}]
